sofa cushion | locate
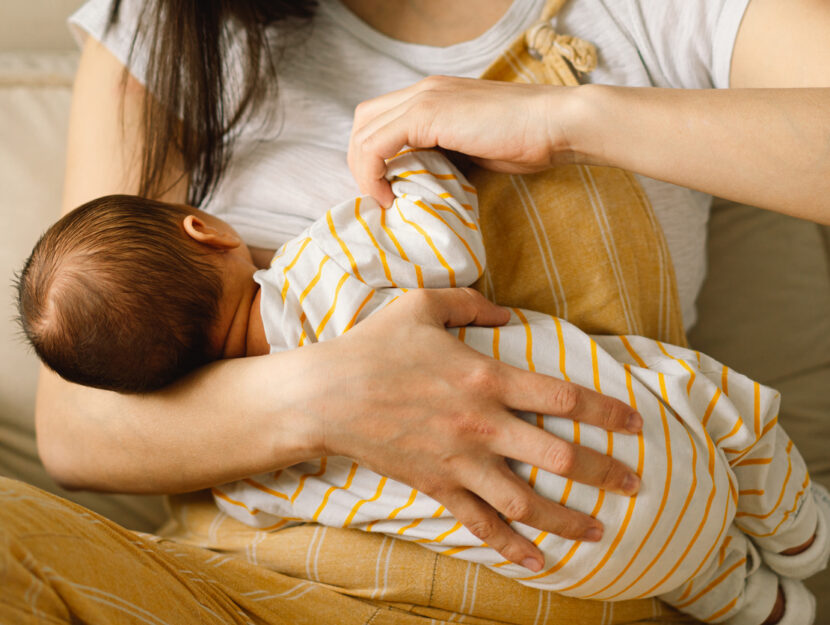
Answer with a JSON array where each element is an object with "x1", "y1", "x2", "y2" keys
[{"x1": 0, "y1": 51, "x2": 167, "y2": 532}]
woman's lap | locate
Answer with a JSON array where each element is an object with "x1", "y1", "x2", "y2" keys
[
  {"x1": 0, "y1": 477, "x2": 697, "y2": 624},
  {"x1": 0, "y1": 477, "x2": 425, "y2": 625}
]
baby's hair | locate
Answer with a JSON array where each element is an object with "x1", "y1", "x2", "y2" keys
[{"x1": 15, "y1": 195, "x2": 223, "y2": 393}]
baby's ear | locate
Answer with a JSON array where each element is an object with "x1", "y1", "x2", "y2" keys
[{"x1": 182, "y1": 214, "x2": 241, "y2": 250}]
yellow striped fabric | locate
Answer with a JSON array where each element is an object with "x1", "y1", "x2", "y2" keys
[
  {"x1": 211, "y1": 149, "x2": 818, "y2": 623},
  {"x1": 467, "y1": 29, "x2": 686, "y2": 344},
  {"x1": 1, "y1": 476, "x2": 684, "y2": 625}
]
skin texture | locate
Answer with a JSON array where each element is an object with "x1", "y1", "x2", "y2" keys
[
  {"x1": 339, "y1": 0, "x2": 514, "y2": 46},
  {"x1": 39, "y1": 0, "x2": 828, "y2": 577}
]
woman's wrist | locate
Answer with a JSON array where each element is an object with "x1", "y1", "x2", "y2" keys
[
  {"x1": 271, "y1": 342, "x2": 339, "y2": 461},
  {"x1": 546, "y1": 82, "x2": 830, "y2": 223},
  {"x1": 552, "y1": 83, "x2": 620, "y2": 169}
]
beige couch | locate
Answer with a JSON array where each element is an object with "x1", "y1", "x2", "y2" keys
[
  {"x1": 0, "y1": 48, "x2": 168, "y2": 532},
  {"x1": 1, "y1": 3, "x2": 828, "y2": 619}
]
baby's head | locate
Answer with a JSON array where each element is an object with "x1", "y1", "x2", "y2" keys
[{"x1": 16, "y1": 195, "x2": 246, "y2": 393}]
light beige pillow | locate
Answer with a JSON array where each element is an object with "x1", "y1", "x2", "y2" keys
[{"x1": 0, "y1": 51, "x2": 167, "y2": 532}]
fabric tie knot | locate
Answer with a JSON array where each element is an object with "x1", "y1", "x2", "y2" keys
[{"x1": 524, "y1": 21, "x2": 597, "y2": 75}]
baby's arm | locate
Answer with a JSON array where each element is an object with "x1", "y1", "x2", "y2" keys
[
  {"x1": 275, "y1": 149, "x2": 485, "y2": 342},
  {"x1": 259, "y1": 149, "x2": 484, "y2": 351},
  {"x1": 260, "y1": 148, "x2": 483, "y2": 350},
  {"x1": 684, "y1": 349, "x2": 829, "y2": 577},
  {"x1": 310, "y1": 148, "x2": 484, "y2": 292}
]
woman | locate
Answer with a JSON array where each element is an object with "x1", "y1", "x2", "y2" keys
[{"x1": 18, "y1": 0, "x2": 830, "y2": 622}]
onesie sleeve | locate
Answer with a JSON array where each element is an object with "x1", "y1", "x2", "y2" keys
[
  {"x1": 615, "y1": 0, "x2": 752, "y2": 89},
  {"x1": 255, "y1": 149, "x2": 484, "y2": 350},
  {"x1": 308, "y1": 149, "x2": 485, "y2": 291}
]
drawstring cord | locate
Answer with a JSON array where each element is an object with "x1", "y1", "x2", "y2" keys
[{"x1": 524, "y1": 20, "x2": 597, "y2": 86}]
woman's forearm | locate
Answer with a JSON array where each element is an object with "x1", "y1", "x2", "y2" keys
[
  {"x1": 35, "y1": 350, "x2": 324, "y2": 493},
  {"x1": 348, "y1": 79, "x2": 830, "y2": 225},
  {"x1": 348, "y1": 0, "x2": 830, "y2": 219},
  {"x1": 568, "y1": 85, "x2": 830, "y2": 224}
]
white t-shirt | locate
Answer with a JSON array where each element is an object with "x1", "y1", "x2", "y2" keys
[{"x1": 69, "y1": 0, "x2": 752, "y2": 329}]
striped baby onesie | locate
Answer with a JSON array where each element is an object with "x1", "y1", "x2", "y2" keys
[{"x1": 213, "y1": 150, "x2": 829, "y2": 623}]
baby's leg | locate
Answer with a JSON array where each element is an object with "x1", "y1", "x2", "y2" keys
[
  {"x1": 637, "y1": 339, "x2": 830, "y2": 577},
  {"x1": 660, "y1": 524, "x2": 815, "y2": 624},
  {"x1": 460, "y1": 315, "x2": 736, "y2": 599},
  {"x1": 610, "y1": 337, "x2": 830, "y2": 623}
]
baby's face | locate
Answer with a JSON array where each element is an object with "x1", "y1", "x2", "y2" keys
[{"x1": 182, "y1": 208, "x2": 261, "y2": 360}]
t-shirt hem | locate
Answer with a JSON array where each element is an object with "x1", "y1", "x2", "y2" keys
[{"x1": 711, "y1": 0, "x2": 752, "y2": 89}]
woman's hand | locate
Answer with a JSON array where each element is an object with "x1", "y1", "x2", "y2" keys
[
  {"x1": 310, "y1": 288, "x2": 642, "y2": 571},
  {"x1": 348, "y1": 76, "x2": 580, "y2": 207},
  {"x1": 349, "y1": 70, "x2": 830, "y2": 223}
]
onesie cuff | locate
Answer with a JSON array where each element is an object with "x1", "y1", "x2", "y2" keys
[
  {"x1": 762, "y1": 483, "x2": 830, "y2": 580},
  {"x1": 726, "y1": 577, "x2": 815, "y2": 625},
  {"x1": 724, "y1": 564, "x2": 779, "y2": 625},
  {"x1": 776, "y1": 578, "x2": 816, "y2": 625}
]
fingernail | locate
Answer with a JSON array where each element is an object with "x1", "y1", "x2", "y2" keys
[
  {"x1": 623, "y1": 473, "x2": 641, "y2": 495},
  {"x1": 521, "y1": 557, "x2": 543, "y2": 572},
  {"x1": 582, "y1": 527, "x2": 603, "y2": 542},
  {"x1": 625, "y1": 412, "x2": 643, "y2": 433}
]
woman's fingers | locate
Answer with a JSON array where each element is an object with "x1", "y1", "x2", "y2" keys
[
  {"x1": 348, "y1": 76, "x2": 573, "y2": 206},
  {"x1": 348, "y1": 83, "x2": 436, "y2": 205},
  {"x1": 384, "y1": 289, "x2": 642, "y2": 497},
  {"x1": 437, "y1": 458, "x2": 605, "y2": 570},
  {"x1": 412, "y1": 287, "x2": 511, "y2": 329},
  {"x1": 438, "y1": 489, "x2": 546, "y2": 571},
  {"x1": 497, "y1": 361, "x2": 643, "y2": 434},
  {"x1": 468, "y1": 459, "x2": 605, "y2": 540},
  {"x1": 488, "y1": 415, "x2": 641, "y2": 496}
]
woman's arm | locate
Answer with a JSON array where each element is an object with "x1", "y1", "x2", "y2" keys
[
  {"x1": 42, "y1": 38, "x2": 315, "y2": 492},
  {"x1": 348, "y1": 0, "x2": 830, "y2": 224},
  {"x1": 39, "y1": 36, "x2": 643, "y2": 569}
]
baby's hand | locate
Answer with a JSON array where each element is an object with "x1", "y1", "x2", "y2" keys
[
  {"x1": 779, "y1": 533, "x2": 816, "y2": 556},
  {"x1": 761, "y1": 586, "x2": 785, "y2": 625},
  {"x1": 761, "y1": 535, "x2": 817, "y2": 625}
]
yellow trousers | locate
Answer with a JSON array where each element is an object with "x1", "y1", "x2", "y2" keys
[{"x1": 0, "y1": 478, "x2": 698, "y2": 624}]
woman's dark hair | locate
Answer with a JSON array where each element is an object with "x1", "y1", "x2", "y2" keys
[
  {"x1": 16, "y1": 195, "x2": 224, "y2": 393},
  {"x1": 108, "y1": 0, "x2": 317, "y2": 205}
]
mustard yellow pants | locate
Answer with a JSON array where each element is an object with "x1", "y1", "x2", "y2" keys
[{"x1": 0, "y1": 477, "x2": 699, "y2": 624}]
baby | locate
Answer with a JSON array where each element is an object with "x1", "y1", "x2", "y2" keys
[{"x1": 17, "y1": 150, "x2": 829, "y2": 624}]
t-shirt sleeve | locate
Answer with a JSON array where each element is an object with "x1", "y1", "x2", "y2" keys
[
  {"x1": 615, "y1": 0, "x2": 752, "y2": 89},
  {"x1": 68, "y1": 0, "x2": 151, "y2": 85}
]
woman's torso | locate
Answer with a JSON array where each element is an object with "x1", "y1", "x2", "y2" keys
[{"x1": 70, "y1": 0, "x2": 751, "y2": 328}]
